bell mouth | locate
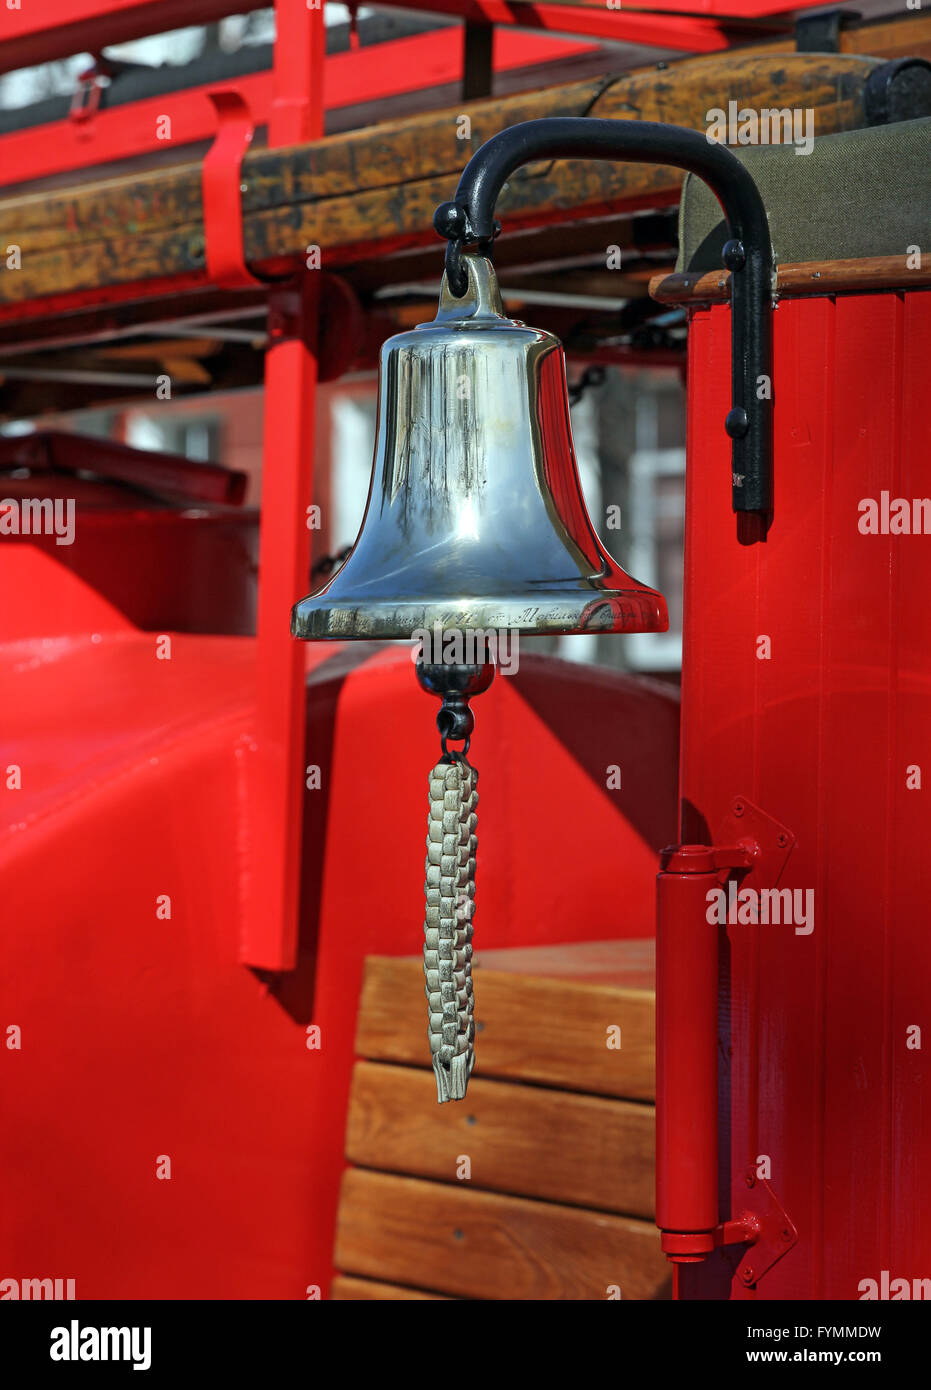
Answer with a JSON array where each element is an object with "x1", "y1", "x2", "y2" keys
[{"x1": 291, "y1": 584, "x2": 668, "y2": 640}]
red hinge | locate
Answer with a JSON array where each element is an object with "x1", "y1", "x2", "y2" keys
[{"x1": 657, "y1": 797, "x2": 799, "y2": 1285}]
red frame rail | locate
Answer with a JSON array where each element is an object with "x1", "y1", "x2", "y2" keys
[{"x1": 0, "y1": 30, "x2": 595, "y2": 186}]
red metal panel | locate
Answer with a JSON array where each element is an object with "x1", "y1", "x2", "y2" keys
[
  {"x1": 890, "y1": 293, "x2": 931, "y2": 1279},
  {"x1": 676, "y1": 289, "x2": 931, "y2": 1300},
  {"x1": 819, "y1": 296, "x2": 899, "y2": 1293},
  {"x1": 0, "y1": 546, "x2": 679, "y2": 1294}
]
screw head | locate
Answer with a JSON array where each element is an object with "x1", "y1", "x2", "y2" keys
[
  {"x1": 733, "y1": 801, "x2": 745, "y2": 817},
  {"x1": 741, "y1": 1266, "x2": 756, "y2": 1284}
]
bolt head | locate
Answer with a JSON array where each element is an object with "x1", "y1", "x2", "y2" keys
[
  {"x1": 725, "y1": 407, "x2": 750, "y2": 440},
  {"x1": 722, "y1": 238, "x2": 746, "y2": 271},
  {"x1": 433, "y1": 201, "x2": 468, "y2": 240}
]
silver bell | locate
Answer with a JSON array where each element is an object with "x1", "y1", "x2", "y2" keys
[{"x1": 291, "y1": 254, "x2": 668, "y2": 640}]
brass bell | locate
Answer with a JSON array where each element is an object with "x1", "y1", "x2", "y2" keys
[{"x1": 291, "y1": 253, "x2": 668, "y2": 640}]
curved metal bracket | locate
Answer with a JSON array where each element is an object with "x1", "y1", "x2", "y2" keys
[
  {"x1": 434, "y1": 118, "x2": 775, "y2": 516},
  {"x1": 203, "y1": 90, "x2": 272, "y2": 290}
]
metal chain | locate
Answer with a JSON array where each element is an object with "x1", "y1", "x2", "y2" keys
[{"x1": 422, "y1": 756, "x2": 478, "y2": 1102}]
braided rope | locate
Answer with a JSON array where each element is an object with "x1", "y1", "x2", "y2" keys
[{"x1": 423, "y1": 757, "x2": 478, "y2": 1103}]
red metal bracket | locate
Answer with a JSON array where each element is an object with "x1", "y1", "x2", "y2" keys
[
  {"x1": 237, "y1": 3, "x2": 325, "y2": 972},
  {"x1": 202, "y1": 89, "x2": 264, "y2": 290},
  {"x1": 70, "y1": 62, "x2": 106, "y2": 124},
  {"x1": 662, "y1": 798, "x2": 795, "y2": 882},
  {"x1": 717, "y1": 795, "x2": 796, "y2": 884},
  {"x1": 718, "y1": 1169, "x2": 799, "y2": 1287}
]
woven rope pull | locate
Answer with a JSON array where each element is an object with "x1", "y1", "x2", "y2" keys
[{"x1": 422, "y1": 756, "x2": 478, "y2": 1103}]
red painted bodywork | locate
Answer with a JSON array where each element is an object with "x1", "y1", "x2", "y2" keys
[
  {"x1": 671, "y1": 289, "x2": 931, "y2": 1299},
  {"x1": 4, "y1": 0, "x2": 920, "y2": 1306},
  {"x1": 1, "y1": 505, "x2": 679, "y2": 1296}
]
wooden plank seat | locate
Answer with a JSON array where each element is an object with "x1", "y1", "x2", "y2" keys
[{"x1": 332, "y1": 940, "x2": 669, "y2": 1300}]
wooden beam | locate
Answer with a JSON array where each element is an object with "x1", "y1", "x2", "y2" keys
[
  {"x1": 330, "y1": 1275, "x2": 451, "y2": 1300},
  {"x1": 346, "y1": 1060, "x2": 656, "y2": 1216},
  {"x1": 651, "y1": 255, "x2": 931, "y2": 304},
  {"x1": 335, "y1": 1169, "x2": 670, "y2": 1299},
  {"x1": 355, "y1": 950, "x2": 655, "y2": 1101},
  {"x1": 836, "y1": 12, "x2": 931, "y2": 64},
  {"x1": 0, "y1": 50, "x2": 912, "y2": 311}
]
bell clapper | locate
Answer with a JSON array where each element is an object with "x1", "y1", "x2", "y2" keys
[{"x1": 416, "y1": 653, "x2": 495, "y2": 1102}]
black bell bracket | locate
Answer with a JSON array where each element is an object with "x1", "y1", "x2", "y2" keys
[{"x1": 434, "y1": 118, "x2": 775, "y2": 517}]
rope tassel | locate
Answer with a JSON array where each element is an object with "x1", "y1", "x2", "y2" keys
[{"x1": 423, "y1": 756, "x2": 478, "y2": 1103}]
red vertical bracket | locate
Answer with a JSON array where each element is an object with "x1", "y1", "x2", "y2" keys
[
  {"x1": 239, "y1": 2, "x2": 325, "y2": 970},
  {"x1": 202, "y1": 90, "x2": 261, "y2": 290},
  {"x1": 242, "y1": 275, "x2": 320, "y2": 970}
]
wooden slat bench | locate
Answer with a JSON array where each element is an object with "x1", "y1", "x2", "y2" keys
[{"x1": 332, "y1": 940, "x2": 669, "y2": 1301}]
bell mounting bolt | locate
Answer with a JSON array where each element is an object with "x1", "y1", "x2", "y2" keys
[
  {"x1": 434, "y1": 118, "x2": 775, "y2": 517},
  {"x1": 415, "y1": 657, "x2": 496, "y2": 761}
]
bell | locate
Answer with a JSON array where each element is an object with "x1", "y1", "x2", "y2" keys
[{"x1": 291, "y1": 254, "x2": 668, "y2": 640}]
